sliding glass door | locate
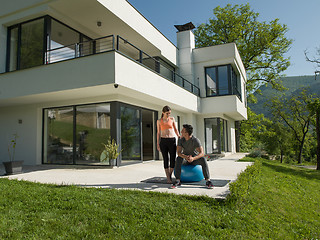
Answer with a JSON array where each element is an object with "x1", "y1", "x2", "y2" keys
[
  {"x1": 75, "y1": 104, "x2": 111, "y2": 164},
  {"x1": 43, "y1": 102, "x2": 156, "y2": 165},
  {"x1": 120, "y1": 105, "x2": 141, "y2": 161},
  {"x1": 43, "y1": 107, "x2": 74, "y2": 164},
  {"x1": 205, "y1": 118, "x2": 229, "y2": 154}
]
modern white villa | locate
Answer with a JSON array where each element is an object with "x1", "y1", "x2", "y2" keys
[{"x1": 0, "y1": 0, "x2": 247, "y2": 166}]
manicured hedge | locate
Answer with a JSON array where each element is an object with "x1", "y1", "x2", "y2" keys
[{"x1": 227, "y1": 158, "x2": 262, "y2": 203}]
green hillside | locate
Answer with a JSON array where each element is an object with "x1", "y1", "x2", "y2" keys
[{"x1": 249, "y1": 75, "x2": 320, "y2": 117}]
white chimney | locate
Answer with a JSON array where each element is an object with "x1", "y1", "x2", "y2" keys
[{"x1": 175, "y1": 22, "x2": 195, "y2": 85}]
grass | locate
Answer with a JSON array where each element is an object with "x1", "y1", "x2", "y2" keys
[{"x1": 0, "y1": 158, "x2": 319, "y2": 239}]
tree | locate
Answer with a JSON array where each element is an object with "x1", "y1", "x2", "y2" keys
[
  {"x1": 305, "y1": 47, "x2": 320, "y2": 70},
  {"x1": 305, "y1": 47, "x2": 320, "y2": 170},
  {"x1": 307, "y1": 98, "x2": 320, "y2": 170},
  {"x1": 239, "y1": 107, "x2": 271, "y2": 152},
  {"x1": 268, "y1": 89, "x2": 312, "y2": 164},
  {"x1": 194, "y1": 3, "x2": 292, "y2": 93},
  {"x1": 261, "y1": 121, "x2": 292, "y2": 163}
]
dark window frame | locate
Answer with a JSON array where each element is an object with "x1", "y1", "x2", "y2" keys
[
  {"x1": 205, "y1": 64, "x2": 242, "y2": 101},
  {"x1": 204, "y1": 117, "x2": 229, "y2": 154},
  {"x1": 6, "y1": 15, "x2": 92, "y2": 72},
  {"x1": 42, "y1": 101, "x2": 158, "y2": 166}
]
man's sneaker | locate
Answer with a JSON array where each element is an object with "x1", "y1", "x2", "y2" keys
[
  {"x1": 206, "y1": 181, "x2": 214, "y2": 189},
  {"x1": 170, "y1": 181, "x2": 181, "y2": 189},
  {"x1": 170, "y1": 183, "x2": 176, "y2": 189}
]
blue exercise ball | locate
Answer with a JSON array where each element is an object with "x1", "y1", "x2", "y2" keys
[{"x1": 175, "y1": 164, "x2": 204, "y2": 182}]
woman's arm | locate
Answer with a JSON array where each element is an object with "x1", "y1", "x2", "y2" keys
[
  {"x1": 156, "y1": 120, "x2": 161, "y2": 151},
  {"x1": 171, "y1": 117, "x2": 180, "y2": 138}
]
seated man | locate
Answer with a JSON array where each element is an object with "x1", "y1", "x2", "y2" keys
[{"x1": 172, "y1": 124, "x2": 214, "y2": 189}]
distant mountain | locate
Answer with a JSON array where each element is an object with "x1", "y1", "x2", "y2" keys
[{"x1": 249, "y1": 75, "x2": 320, "y2": 118}]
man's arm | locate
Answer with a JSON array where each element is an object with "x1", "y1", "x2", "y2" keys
[
  {"x1": 177, "y1": 145, "x2": 187, "y2": 159},
  {"x1": 187, "y1": 146, "x2": 204, "y2": 162}
]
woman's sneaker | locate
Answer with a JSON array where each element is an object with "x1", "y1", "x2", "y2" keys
[{"x1": 206, "y1": 181, "x2": 214, "y2": 189}]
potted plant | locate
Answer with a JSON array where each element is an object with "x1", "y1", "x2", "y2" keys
[
  {"x1": 100, "y1": 138, "x2": 122, "y2": 167},
  {"x1": 3, "y1": 134, "x2": 23, "y2": 175}
]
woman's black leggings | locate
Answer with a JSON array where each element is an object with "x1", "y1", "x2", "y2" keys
[{"x1": 160, "y1": 138, "x2": 176, "y2": 169}]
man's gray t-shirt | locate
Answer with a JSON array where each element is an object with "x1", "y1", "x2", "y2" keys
[{"x1": 178, "y1": 136, "x2": 201, "y2": 156}]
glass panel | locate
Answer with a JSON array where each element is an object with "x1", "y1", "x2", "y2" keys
[
  {"x1": 158, "y1": 58, "x2": 174, "y2": 81},
  {"x1": 225, "y1": 120, "x2": 229, "y2": 152},
  {"x1": 20, "y1": 19, "x2": 44, "y2": 69},
  {"x1": 220, "y1": 119, "x2": 225, "y2": 152},
  {"x1": 75, "y1": 104, "x2": 111, "y2": 165},
  {"x1": 9, "y1": 27, "x2": 18, "y2": 71},
  {"x1": 205, "y1": 118, "x2": 219, "y2": 153},
  {"x1": 80, "y1": 36, "x2": 93, "y2": 57},
  {"x1": 175, "y1": 74, "x2": 184, "y2": 87},
  {"x1": 44, "y1": 107, "x2": 74, "y2": 164},
  {"x1": 141, "y1": 53, "x2": 156, "y2": 71},
  {"x1": 95, "y1": 36, "x2": 114, "y2": 53},
  {"x1": 184, "y1": 80, "x2": 192, "y2": 92},
  {"x1": 118, "y1": 37, "x2": 140, "y2": 60},
  {"x1": 205, "y1": 67, "x2": 217, "y2": 96},
  {"x1": 47, "y1": 20, "x2": 80, "y2": 63},
  {"x1": 121, "y1": 106, "x2": 141, "y2": 160},
  {"x1": 218, "y1": 65, "x2": 229, "y2": 95},
  {"x1": 142, "y1": 109, "x2": 154, "y2": 161}
]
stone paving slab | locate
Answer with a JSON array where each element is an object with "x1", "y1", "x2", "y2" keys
[{"x1": 0, "y1": 153, "x2": 251, "y2": 199}]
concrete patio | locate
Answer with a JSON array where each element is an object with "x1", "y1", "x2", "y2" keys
[{"x1": 0, "y1": 153, "x2": 251, "y2": 199}]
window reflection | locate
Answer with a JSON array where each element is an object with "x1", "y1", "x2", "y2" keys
[
  {"x1": 205, "y1": 64, "x2": 242, "y2": 100},
  {"x1": 8, "y1": 27, "x2": 18, "y2": 71},
  {"x1": 44, "y1": 107, "x2": 74, "y2": 164},
  {"x1": 76, "y1": 104, "x2": 111, "y2": 164},
  {"x1": 205, "y1": 118, "x2": 229, "y2": 154},
  {"x1": 20, "y1": 19, "x2": 44, "y2": 69},
  {"x1": 120, "y1": 106, "x2": 141, "y2": 160}
]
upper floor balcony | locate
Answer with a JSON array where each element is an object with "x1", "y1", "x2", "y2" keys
[
  {"x1": 0, "y1": 34, "x2": 200, "y2": 112},
  {"x1": 3, "y1": 33, "x2": 199, "y2": 96}
]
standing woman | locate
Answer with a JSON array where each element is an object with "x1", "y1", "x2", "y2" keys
[{"x1": 157, "y1": 106, "x2": 180, "y2": 183}]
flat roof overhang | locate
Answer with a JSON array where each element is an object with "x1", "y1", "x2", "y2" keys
[{"x1": 0, "y1": 51, "x2": 198, "y2": 113}]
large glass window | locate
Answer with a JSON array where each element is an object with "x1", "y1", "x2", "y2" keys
[
  {"x1": 43, "y1": 107, "x2": 75, "y2": 164},
  {"x1": 47, "y1": 19, "x2": 80, "y2": 63},
  {"x1": 8, "y1": 27, "x2": 18, "y2": 71},
  {"x1": 43, "y1": 102, "x2": 156, "y2": 165},
  {"x1": 205, "y1": 118, "x2": 229, "y2": 154},
  {"x1": 205, "y1": 67, "x2": 217, "y2": 96},
  {"x1": 43, "y1": 103, "x2": 111, "y2": 165},
  {"x1": 120, "y1": 106, "x2": 141, "y2": 160},
  {"x1": 75, "y1": 104, "x2": 111, "y2": 164},
  {"x1": 7, "y1": 16, "x2": 91, "y2": 71},
  {"x1": 205, "y1": 64, "x2": 242, "y2": 100},
  {"x1": 205, "y1": 118, "x2": 219, "y2": 153},
  {"x1": 20, "y1": 19, "x2": 45, "y2": 69}
]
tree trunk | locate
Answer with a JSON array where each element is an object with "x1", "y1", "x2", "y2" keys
[
  {"x1": 235, "y1": 121, "x2": 240, "y2": 152},
  {"x1": 316, "y1": 111, "x2": 320, "y2": 170},
  {"x1": 298, "y1": 143, "x2": 303, "y2": 164}
]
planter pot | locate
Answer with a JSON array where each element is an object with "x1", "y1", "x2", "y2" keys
[
  {"x1": 3, "y1": 161, "x2": 24, "y2": 175},
  {"x1": 109, "y1": 159, "x2": 116, "y2": 166}
]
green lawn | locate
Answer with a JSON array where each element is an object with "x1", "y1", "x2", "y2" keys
[{"x1": 0, "y1": 158, "x2": 319, "y2": 239}]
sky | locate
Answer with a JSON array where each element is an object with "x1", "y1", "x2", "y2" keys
[{"x1": 128, "y1": 0, "x2": 320, "y2": 77}]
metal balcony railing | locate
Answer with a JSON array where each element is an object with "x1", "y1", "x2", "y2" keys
[{"x1": 45, "y1": 35, "x2": 200, "y2": 96}]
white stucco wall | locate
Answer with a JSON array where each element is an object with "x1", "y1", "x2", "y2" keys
[
  {"x1": 97, "y1": 0, "x2": 176, "y2": 64},
  {"x1": 114, "y1": 53, "x2": 199, "y2": 113},
  {"x1": 0, "y1": 105, "x2": 42, "y2": 165}
]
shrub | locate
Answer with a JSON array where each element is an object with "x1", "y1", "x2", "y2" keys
[{"x1": 227, "y1": 159, "x2": 262, "y2": 204}]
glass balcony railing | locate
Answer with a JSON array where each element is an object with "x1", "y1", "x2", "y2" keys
[{"x1": 45, "y1": 35, "x2": 200, "y2": 96}]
